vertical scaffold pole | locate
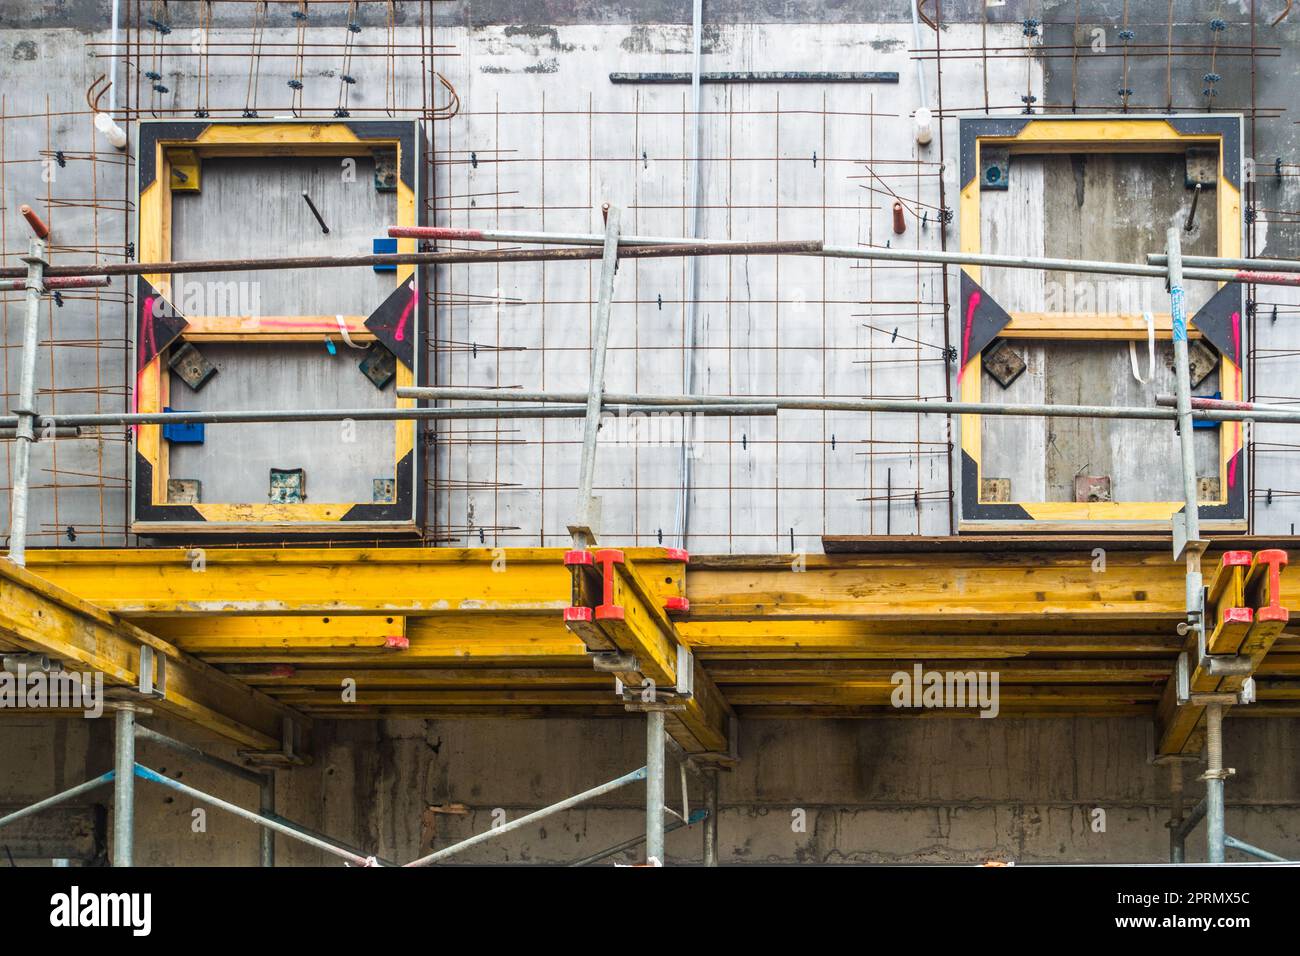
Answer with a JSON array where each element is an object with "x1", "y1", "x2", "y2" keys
[
  {"x1": 703, "y1": 769, "x2": 719, "y2": 866},
  {"x1": 1205, "y1": 703, "x2": 1227, "y2": 864},
  {"x1": 113, "y1": 706, "x2": 137, "y2": 867},
  {"x1": 571, "y1": 205, "x2": 621, "y2": 547},
  {"x1": 8, "y1": 209, "x2": 49, "y2": 567},
  {"x1": 1168, "y1": 760, "x2": 1186, "y2": 864},
  {"x1": 646, "y1": 710, "x2": 665, "y2": 864},
  {"x1": 260, "y1": 772, "x2": 276, "y2": 867}
]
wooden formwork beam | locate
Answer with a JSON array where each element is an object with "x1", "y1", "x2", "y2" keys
[{"x1": 0, "y1": 560, "x2": 304, "y2": 752}]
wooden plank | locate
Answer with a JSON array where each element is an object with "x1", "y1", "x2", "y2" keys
[
  {"x1": 721, "y1": 684, "x2": 1160, "y2": 707},
  {"x1": 24, "y1": 547, "x2": 685, "y2": 617},
  {"x1": 705, "y1": 659, "x2": 1171, "y2": 683},
  {"x1": 0, "y1": 561, "x2": 303, "y2": 751},
  {"x1": 226, "y1": 666, "x2": 609, "y2": 688},
  {"x1": 1206, "y1": 550, "x2": 1252, "y2": 611}
]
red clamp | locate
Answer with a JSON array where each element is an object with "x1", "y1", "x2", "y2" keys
[
  {"x1": 384, "y1": 635, "x2": 410, "y2": 650},
  {"x1": 564, "y1": 549, "x2": 595, "y2": 567},
  {"x1": 591, "y1": 549, "x2": 626, "y2": 621},
  {"x1": 1250, "y1": 549, "x2": 1289, "y2": 614},
  {"x1": 663, "y1": 547, "x2": 689, "y2": 613},
  {"x1": 563, "y1": 606, "x2": 594, "y2": 624}
]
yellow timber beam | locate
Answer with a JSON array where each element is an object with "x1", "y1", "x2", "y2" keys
[
  {"x1": 0, "y1": 560, "x2": 304, "y2": 751},
  {"x1": 563, "y1": 549, "x2": 732, "y2": 755},
  {"x1": 153, "y1": 616, "x2": 588, "y2": 665},
  {"x1": 1156, "y1": 550, "x2": 1291, "y2": 755},
  {"x1": 24, "y1": 548, "x2": 685, "y2": 617},
  {"x1": 685, "y1": 553, "x2": 1188, "y2": 623}
]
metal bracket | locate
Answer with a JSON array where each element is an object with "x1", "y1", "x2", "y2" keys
[
  {"x1": 1173, "y1": 652, "x2": 1191, "y2": 706},
  {"x1": 566, "y1": 496, "x2": 603, "y2": 548},
  {"x1": 138, "y1": 644, "x2": 167, "y2": 700},
  {"x1": 621, "y1": 695, "x2": 687, "y2": 713},
  {"x1": 238, "y1": 716, "x2": 309, "y2": 768},
  {"x1": 1172, "y1": 512, "x2": 1209, "y2": 563},
  {"x1": 105, "y1": 645, "x2": 167, "y2": 702},
  {"x1": 675, "y1": 645, "x2": 695, "y2": 699},
  {"x1": 1200, "y1": 767, "x2": 1236, "y2": 782}
]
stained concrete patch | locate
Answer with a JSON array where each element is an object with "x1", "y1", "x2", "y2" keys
[
  {"x1": 620, "y1": 23, "x2": 723, "y2": 55},
  {"x1": 12, "y1": 39, "x2": 36, "y2": 60},
  {"x1": 480, "y1": 58, "x2": 560, "y2": 75},
  {"x1": 503, "y1": 24, "x2": 576, "y2": 52}
]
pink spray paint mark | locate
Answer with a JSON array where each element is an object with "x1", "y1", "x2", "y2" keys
[
  {"x1": 393, "y1": 283, "x2": 416, "y2": 343},
  {"x1": 140, "y1": 296, "x2": 157, "y2": 369},
  {"x1": 1228, "y1": 310, "x2": 1242, "y2": 490},
  {"x1": 958, "y1": 290, "x2": 980, "y2": 383},
  {"x1": 134, "y1": 295, "x2": 159, "y2": 439}
]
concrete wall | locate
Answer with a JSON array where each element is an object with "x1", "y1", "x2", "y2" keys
[
  {"x1": 6, "y1": 1, "x2": 1297, "y2": 547},
  {"x1": 3, "y1": 713, "x2": 1299, "y2": 865}
]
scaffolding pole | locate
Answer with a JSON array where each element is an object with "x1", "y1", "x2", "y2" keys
[
  {"x1": 1148, "y1": 252, "x2": 1300, "y2": 273},
  {"x1": 260, "y1": 774, "x2": 276, "y2": 868},
  {"x1": 404, "y1": 766, "x2": 649, "y2": 867},
  {"x1": 134, "y1": 724, "x2": 276, "y2": 867},
  {"x1": 5, "y1": 227, "x2": 1300, "y2": 286},
  {"x1": 703, "y1": 769, "x2": 719, "y2": 867},
  {"x1": 7, "y1": 228, "x2": 46, "y2": 568},
  {"x1": 387, "y1": 225, "x2": 1300, "y2": 287},
  {"x1": 572, "y1": 206, "x2": 621, "y2": 546},
  {"x1": 1168, "y1": 761, "x2": 1186, "y2": 864},
  {"x1": 1224, "y1": 834, "x2": 1288, "y2": 862},
  {"x1": 397, "y1": 385, "x2": 1300, "y2": 426},
  {"x1": 570, "y1": 810, "x2": 708, "y2": 866},
  {"x1": 1204, "y1": 703, "x2": 1227, "y2": 864},
  {"x1": 0, "y1": 403, "x2": 775, "y2": 430},
  {"x1": 132, "y1": 764, "x2": 379, "y2": 867},
  {"x1": 0, "y1": 770, "x2": 115, "y2": 831},
  {"x1": 113, "y1": 707, "x2": 136, "y2": 867},
  {"x1": 646, "y1": 711, "x2": 666, "y2": 864}
]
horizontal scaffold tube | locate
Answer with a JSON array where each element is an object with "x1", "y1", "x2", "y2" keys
[
  {"x1": 397, "y1": 385, "x2": 1300, "y2": 426},
  {"x1": 389, "y1": 226, "x2": 1300, "y2": 288},
  {"x1": 404, "y1": 766, "x2": 648, "y2": 867},
  {"x1": 1147, "y1": 252, "x2": 1300, "y2": 274},
  {"x1": 0, "y1": 276, "x2": 112, "y2": 292},
  {"x1": 0, "y1": 403, "x2": 776, "y2": 430},
  {"x1": 0, "y1": 240, "x2": 823, "y2": 281},
  {"x1": 7, "y1": 232, "x2": 1300, "y2": 287}
]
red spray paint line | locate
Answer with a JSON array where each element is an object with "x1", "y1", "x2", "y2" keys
[
  {"x1": 132, "y1": 296, "x2": 161, "y2": 438},
  {"x1": 958, "y1": 290, "x2": 980, "y2": 383},
  {"x1": 394, "y1": 283, "x2": 416, "y2": 343},
  {"x1": 1229, "y1": 309, "x2": 1243, "y2": 490}
]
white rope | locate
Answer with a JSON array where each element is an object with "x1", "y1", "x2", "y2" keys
[
  {"x1": 336, "y1": 314, "x2": 368, "y2": 349},
  {"x1": 1129, "y1": 311, "x2": 1156, "y2": 384}
]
